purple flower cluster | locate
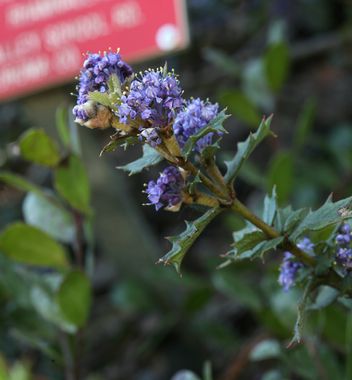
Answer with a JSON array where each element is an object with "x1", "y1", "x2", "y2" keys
[
  {"x1": 173, "y1": 98, "x2": 219, "y2": 152},
  {"x1": 335, "y1": 223, "x2": 352, "y2": 269},
  {"x1": 278, "y1": 238, "x2": 314, "y2": 291},
  {"x1": 117, "y1": 69, "x2": 183, "y2": 146},
  {"x1": 146, "y1": 166, "x2": 184, "y2": 211},
  {"x1": 73, "y1": 51, "x2": 133, "y2": 122}
]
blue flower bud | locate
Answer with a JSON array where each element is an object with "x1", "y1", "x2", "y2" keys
[
  {"x1": 173, "y1": 98, "x2": 220, "y2": 153},
  {"x1": 335, "y1": 223, "x2": 352, "y2": 269},
  {"x1": 146, "y1": 166, "x2": 185, "y2": 211},
  {"x1": 117, "y1": 69, "x2": 183, "y2": 146},
  {"x1": 73, "y1": 51, "x2": 133, "y2": 124},
  {"x1": 278, "y1": 237, "x2": 313, "y2": 291}
]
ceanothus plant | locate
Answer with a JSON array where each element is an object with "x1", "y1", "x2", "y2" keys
[{"x1": 73, "y1": 50, "x2": 352, "y2": 343}]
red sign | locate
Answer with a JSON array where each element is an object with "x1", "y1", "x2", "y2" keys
[{"x1": 0, "y1": 0, "x2": 189, "y2": 101}]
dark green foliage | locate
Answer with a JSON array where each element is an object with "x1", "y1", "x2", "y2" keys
[
  {"x1": 0, "y1": 223, "x2": 68, "y2": 268},
  {"x1": 56, "y1": 271, "x2": 92, "y2": 328},
  {"x1": 264, "y1": 43, "x2": 290, "y2": 92},
  {"x1": 19, "y1": 129, "x2": 61, "y2": 167},
  {"x1": 54, "y1": 155, "x2": 91, "y2": 214}
]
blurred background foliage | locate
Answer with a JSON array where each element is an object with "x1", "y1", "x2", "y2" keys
[{"x1": 0, "y1": 0, "x2": 352, "y2": 379}]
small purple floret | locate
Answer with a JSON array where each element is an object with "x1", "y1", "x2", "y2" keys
[
  {"x1": 278, "y1": 252, "x2": 304, "y2": 292},
  {"x1": 146, "y1": 166, "x2": 184, "y2": 211},
  {"x1": 173, "y1": 98, "x2": 219, "y2": 152},
  {"x1": 297, "y1": 237, "x2": 315, "y2": 254},
  {"x1": 117, "y1": 69, "x2": 183, "y2": 146},
  {"x1": 335, "y1": 223, "x2": 352, "y2": 269},
  {"x1": 278, "y1": 237, "x2": 314, "y2": 291},
  {"x1": 73, "y1": 51, "x2": 133, "y2": 122}
]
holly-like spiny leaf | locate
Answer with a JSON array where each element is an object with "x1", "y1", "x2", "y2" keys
[
  {"x1": 263, "y1": 186, "x2": 277, "y2": 225},
  {"x1": 99, "y1": 134, "x2": 139, "y2": 156},
  {"x1": 224, "y1": 115, "x2": 274, "y2": 184},
  {"x1": 288, "y1": 280, "x2": 313, "y2": 347},
  {"x1": 290, "y1": 195, "x2": 352, "y2": 241},
  {"x1": 182, "y1": 109, "x2": 229, "y2": 158},
  {"x1": 158, "y1": 207, "x2": 223, "y2": 273},
  {"x1": 228, "y1": 227, "x2": 283, "y2": 261},
  {"x1": 117, "y1": 144, "x2": 163, "y2": 175},
  {"x1": 282, "y1": 207, "x2": 309, "y2": 234},
  {"x1": 108, "y1": 73, "x2": 122, "y2": 96},
  {"x1": 88, "y1": 91, "x2": 112, "y2": 107}
]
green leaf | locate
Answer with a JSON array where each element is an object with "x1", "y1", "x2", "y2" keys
[
  {"x1": 263, "y1": 187, "x2": 277, "y2": 225},
  {"x1": 289, "y1": 280, "x2": 313, "y2": 346},
  {"x1": 250, "y1": 339, "x2": 281, "y2": 361},
  {"x1": 219, "y1": 90, "x2": 261, "y2": 127},
  {"x1": 19, "y1": 128, "x2": 60, "y2": 167},
  {"x1": 242, "y1": 59, "x2": 274, "y2": 111},
  {"x1": 99, "y1": 134, "x2": 139, "y2": 156},
  {"x1": 8, "y1": 361, "x2": 31, "y2": 380},
  {"x1": 30, "y1": 285, "x2": 76, "y2": 333},
  {"x1": 0, "y1": 357, "x2": 7, "y2": 378},
  {"x1": 88, "y1": 91, "x2": 112, "y2": 107},
  {"x1": 264, "y1": 42, "x2": 290, "y2": 92},
  {"x1": 228, "y1": 229, "x2": 283, "y2": 261},
  {"x1": 0, "y1": 223, "x2": 68, "y2": 268},
  {"x1": 162, "y1": 61, "x2": 168, "y2": 77},
  {"x1": 233, "y1": 229, "x2": 267, "y2": 255},
  {"x1": 200, "y1": 141, "x2": 221, "y2": 161},
  {"x1": 108, "y1": 73, "x2": 122, "y2": 96},
  {"x1": 282, "y1": 207, "x2": 309, "y2": 234},
  {"x1": 182, "y1": 109, "x2": 229, "y2": 158},
  {"x1": 309, "y1": 286, "x2": 339, "y2": 310},
  {"x1": 56, "y1": 271, "x2": 91, "y2": 328},
  {"x1": 158, "y1": 208, "x2": 223, "y2": 273},
  {"x1": 290, "y1": 195, "x2": 352, "y2": 241},
  {"x1": 54, "y1": 155, "x2": 91, "y2": 214},
  {"x1": 224, "y1": 115, "x2": 273, "y2": 184},
  {"x1": 117, "y1": 144, "x2": 163, "y2": 175},
  {"x1": 293, "y1": 98, "x2": 316, "y2": 149},
  {"x1": 55, "y1": 107, "x2": 70, "y2": 148},
  {"x1": 203, "y1": 361, "x2": 213, "y2": 380},
  {"x1": 267, "y1": 151, "x2": 294, "y2": 204},
  {"x1": 23, "y1": 191, "x2": 75, "y2": 244}
]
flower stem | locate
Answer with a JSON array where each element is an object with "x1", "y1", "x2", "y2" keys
[
  {"x1": 230, "y1": 198, "x2": 316, "y2": 267},
  {"x1": 204, "y1": 158, "x2": 228, "y2": 190},
  {"x1": 183, "y1": 161, "x2": 231, "y2": 202},
  {"x1": 183, "y1": 191, "x2": 220, "y2": 208}
]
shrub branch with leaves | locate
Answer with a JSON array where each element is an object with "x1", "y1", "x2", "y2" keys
[
  {"x1": 73, "y1": 50, "x2": 352, "y2": 345},
  {"x1": 0, "y1": 108, "x2": 93, "y2": 379}
]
